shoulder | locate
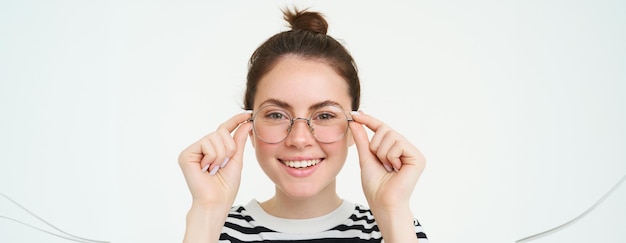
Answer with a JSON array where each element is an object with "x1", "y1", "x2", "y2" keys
[
  {"x1": 226, "y1": 205, "x2": 251, "y2": 221},
  {"x1": 225, "y1": 204, "x2": 260, "y2": 228},
  {"x1": 222, "y1": 201, "x2": 428, "y2": 242},
  {"x1": 220, "y1": 204, "x2": 274, "y2": 242},
  {"x1": 350, "y1": 203, "x2": 428, "y2": 241},
  {"x1": 349, "y1": 203, "x2": 377, "y2": 225}
]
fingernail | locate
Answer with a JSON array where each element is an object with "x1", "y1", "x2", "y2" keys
[
  {"x1": 201, "y1": 164, "x2": 210, "y2": 172},
  {"x1": 393, "y1": 165, "x2": 400, "y2": 172},
  {"x1": 350, "y1": 111, "x2": 361, "y2": 116},
  {"x1": 383, "y1": 163, "x2": 393, "y2": 172},
  {"x1": 220, "y1": 157, "x2": 230, "y2": 168},
  {"x1": 209, "y1": 166, "x2": 220, "y2": 175},
  {"x1": 242, "y1": 110, "x2": 253, "y2": 114}
]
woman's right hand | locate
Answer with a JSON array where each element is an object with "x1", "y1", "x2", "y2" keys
[{"x1": 178, "y1": 112, "x2": 253, "y2": 211}]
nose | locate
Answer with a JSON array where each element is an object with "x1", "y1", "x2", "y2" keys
[{"x1": 284, "y1": 118, "x2": 315, "y2": 147}]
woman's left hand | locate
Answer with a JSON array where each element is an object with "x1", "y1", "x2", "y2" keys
[{"x1": 349, "y1": 111, "x2": 426, "y2": 210}]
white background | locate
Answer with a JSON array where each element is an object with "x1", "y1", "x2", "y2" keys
[{"x1": 1, "y1": 0, "x2": 624, "y2": 242}]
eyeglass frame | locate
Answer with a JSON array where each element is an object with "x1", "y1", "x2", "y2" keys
[{"x1": 246, "y1": 105, "x2": 355, "y2": 144}]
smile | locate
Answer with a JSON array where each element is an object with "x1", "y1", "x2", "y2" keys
[{"x1": 281, "y1": 159, "x2": 322, "y2": 168}]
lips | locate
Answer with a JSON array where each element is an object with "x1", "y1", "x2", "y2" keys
[{"x1": 280, "y1": 159, "x2": 322, "y2": 168}]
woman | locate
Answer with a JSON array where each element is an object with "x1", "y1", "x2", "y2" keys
[{"x1": 179, "y1": 8, "x2": 428, "y2": 243}]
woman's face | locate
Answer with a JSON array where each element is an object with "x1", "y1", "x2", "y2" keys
[{"x1": 251, "y1": 55, "x2": 353, "y2": 200}]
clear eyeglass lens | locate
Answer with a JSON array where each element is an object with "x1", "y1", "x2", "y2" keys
[{"x1": 252, "y1": 105, "x2": 349, "y2": 143}]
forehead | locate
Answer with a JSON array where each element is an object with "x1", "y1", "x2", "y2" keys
[{"x1": 253, "y1": 56, "x2": 351, "y2": 111}]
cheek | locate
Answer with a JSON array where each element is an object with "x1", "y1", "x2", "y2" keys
[
  {"x1": 323, "y1": 140, "x2": 351, "y2": 160},
  {"x1": 254, "y1": 138, "x2": 276, "y2": 162}
]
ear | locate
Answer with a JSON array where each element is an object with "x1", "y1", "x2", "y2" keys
[
  {"x1": 249, "y1": 129, "x2": 256, "y2": 148},
  {"x1": 347, "y1": 129, "x2": 355, "y2": 147}
]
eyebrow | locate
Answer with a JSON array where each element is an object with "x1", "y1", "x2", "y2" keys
[
  {"x1": 256, "y1": 99, "x2": 345, "y2": 111},
  {"x1": 309, "y1": 100, "x2": 344, "y2": 111},
  {"x1": 257, "y1": 99, "x2": 292, "y2": 109}
]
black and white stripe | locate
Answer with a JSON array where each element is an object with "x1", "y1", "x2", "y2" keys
[{"x1": 218, "y1": 200, "x2": 428, "y2": 243}]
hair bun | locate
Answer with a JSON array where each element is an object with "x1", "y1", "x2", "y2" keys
[{"x1": 283, "y1": 8, "x2": 328, "y2": 35}]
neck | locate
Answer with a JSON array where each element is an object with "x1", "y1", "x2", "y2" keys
[{"x1": 260, "y1": 180, "x2": 342, "y2": 219}]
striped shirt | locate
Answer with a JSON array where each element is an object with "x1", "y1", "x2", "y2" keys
[{"x1": 219, "y1": 200, "x2": 428, "y2": 243}]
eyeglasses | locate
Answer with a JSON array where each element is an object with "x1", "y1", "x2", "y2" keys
[{"x1": 248, "y1": 105, "x2": 353, "y2": 144}]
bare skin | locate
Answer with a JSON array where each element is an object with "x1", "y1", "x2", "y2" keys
[{"x1": 179, "y1": 57, "x2": 425, "y2": 243}]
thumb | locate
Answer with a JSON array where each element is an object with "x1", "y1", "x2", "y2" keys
[
  {"x1": 231, "y1": 121, "x2": 253, "y2": 166},
  {"x1": 349, "y1": 120, "x2": 374, "y2": 167}
]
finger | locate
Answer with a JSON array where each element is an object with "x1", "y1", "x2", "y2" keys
[
  {"x1": 386, "y1": 140, "x2": 404, "y2": 171},
  {"x1": 198, "y1": 131, "x2": 237, "y2": 174},
  {"x1": 352, "y1": 112, "x2": 388, "y2": 154},
  {"x1": 348, "y1": 120, "x2": 380, "y2": 171},
  {"x1": 179, "y1": 139, "x2": 210, "y2": 173},
  {"x1": 352, "y1": 111, "x2": 425, "y2": 173},
  {"x1": 213, "y1": 129, "x2": 233, "y2": 166},
  {"x1": 187, "y1": 112, "x2": 252, "y2": 173},
  {"x1": 222, "y1": 112, "x2": 253, "y2": 166},
  {"x1": 207, "y1": 135, "x2": 226, "y2": 173},
  {"x1": 369, "y1": 124, "x2": 391, "y2": 156},
  {"x1": 351, "y1": 111, "x2": 385, "y2": 133},
  {"x1": 232, "y1": 121, "x2": 253, "y2": 163},
  {"x1": 375, "y1": 131, "x2": 397, "y2": 171},
  {"x1": 211, "y1": 111, "x2": 253, "y2": 171},
  {"x1": 219, "y1": 111, "x2": 252, "y2": 163},
  {"x1": 352, "y1": 112, "x2": 396, "y2": 172},
  {"x1": 218, "y1": 111, "x2": 253, "y2": 133},
  {"x1": 219, "y1": 121, "x2": 252, "y2": 175},
  {"x1": 193, "y1": 137, "x2": 213, "y2": 170}
]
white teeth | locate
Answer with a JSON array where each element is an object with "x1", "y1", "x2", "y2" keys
[{"x1": 283, "y1": 159, "x2": 321, "y2": 168}]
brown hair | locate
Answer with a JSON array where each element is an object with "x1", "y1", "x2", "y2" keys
[{"x1": 244, "y1": 8, "x2": 360, "y2": 111}]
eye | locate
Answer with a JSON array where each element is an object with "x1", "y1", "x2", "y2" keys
[
  {"x1": 262, "y1": 109, "x2": 290, "y2": 121},
  {"x1": 267, "y1": 112, "x2": 286, "y2": 120},
  {"x1": 314, "y1": 112, "x2": 337, "y2": 121}
]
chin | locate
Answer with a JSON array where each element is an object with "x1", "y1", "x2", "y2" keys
[{"x1": 279, "y1": 183, "x2": 320, "y2": 199}]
